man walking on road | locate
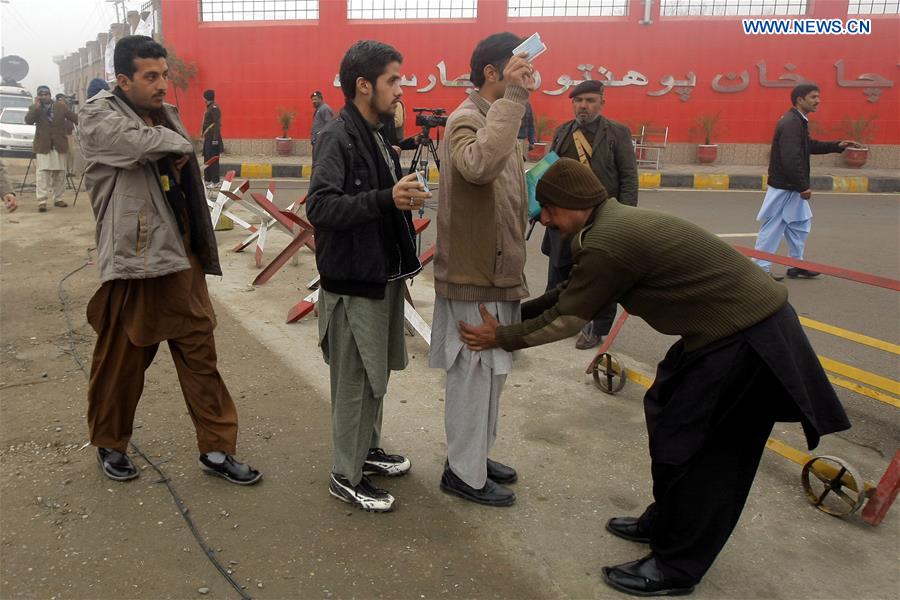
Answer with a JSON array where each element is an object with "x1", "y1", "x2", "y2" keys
[
  {"x1": 306, "y1": 40, "x2": 429, "y2": 513},
  {"x1": 542, "y1": 79, "x2": 637, "y2": 349},
  {"x1": 78, "y1": 35, "x2": 261, "y2": 486},
  {"x1": 517, "y1": 100, "x2": 535, "y2": 161},
  {"x1": 310, "y1": 90, "x2": 334, "y2": 151},
  {"x1": 430, "y1": 32, "x2": 532, "y2": 507},
  {"x1": 459, "y1": 158, "x2": 850, "y2": 597},
  {"x1": 201, "y1": 89, "x2": 223, "y2": 188},
  {"x1": 753, "y1": 84, "x2": 857, "y2": 280},
  {"x1": 25, "y1": 85, "x2": 78, "y2": 212}
]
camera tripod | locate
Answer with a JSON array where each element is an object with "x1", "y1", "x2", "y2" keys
[{"x1": 407, "y1": 127, "x2": 441, "y2": 176}]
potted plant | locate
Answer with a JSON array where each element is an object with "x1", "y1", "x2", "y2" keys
[
  {"x1": 839, "y1": 115, "x2": 876, "y2": 168},
  {"x1": 528, "y1": 115, "x2": 556, "y2": 161},
  {"x1": 694, "y1": 112, "x2": 721, "y2": 164},
  {"x1": 276, "y1": 107, "x2": 296, "y2": 156}
]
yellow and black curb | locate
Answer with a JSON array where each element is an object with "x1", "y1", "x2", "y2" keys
[
  {"x1": 221, "y1": 161, "x2": 900, "y2": 193},
  {"x1": 640, "y1": 173, "x2": 898, "y2": 193}
]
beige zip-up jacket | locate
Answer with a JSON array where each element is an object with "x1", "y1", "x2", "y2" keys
[
  {"x1": 433, "y1": 85, "x2": 530, "y2": 302},
  {"x1": 78, "y1": 89, "x2": 222, "y2": 283}
]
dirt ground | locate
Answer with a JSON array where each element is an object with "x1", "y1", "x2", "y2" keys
[{"x1": 1, "y1": 166, "x2": 897, "y2": 599}]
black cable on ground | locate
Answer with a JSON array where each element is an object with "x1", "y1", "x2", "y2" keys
[
  {"x1": 58, "y1": 253, "x2": 252, "y2": 600},
  {"x1": 57, "y1": 251, "x2": 94, "y2": 378},
  {"x1": 128, "y1": 442, "x2": 252, "y2": 600}
]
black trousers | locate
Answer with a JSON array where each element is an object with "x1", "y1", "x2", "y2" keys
[
  {"x1": 639, "y1": 340, "x2": 781, "y2": 583},
  {"x1": 203, "y1": 136, "x2": 221, "y2": 184},
  {"x1": 202, "y1": 152, "x2": 220, "y2": 184},
  {"x1": 546, "y1": 260, "x2": 617, "y2": 335}
]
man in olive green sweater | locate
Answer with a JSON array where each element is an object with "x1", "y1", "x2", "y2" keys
[{"x1": 459, "y1": 158, "x2": 850, "y2": 596}]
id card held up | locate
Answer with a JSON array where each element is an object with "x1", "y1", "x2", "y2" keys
[{"x1": 513, "y1": 32, "x2": 547, "y2": 63}]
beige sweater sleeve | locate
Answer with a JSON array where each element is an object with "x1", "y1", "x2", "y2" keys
[{"x1": 448, "y1": 85, "x2": 528, "y2": 185}]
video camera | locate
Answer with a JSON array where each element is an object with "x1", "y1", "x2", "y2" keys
[
  {"x1": 408, "y1": 108, "x2": 446, "y2": 175},
  {"x1": 413, "y1": 107, "x2": 447, "y2": 129},
  {"x1": 56, "y1": 93, "x2": 79, "y2": 108}
]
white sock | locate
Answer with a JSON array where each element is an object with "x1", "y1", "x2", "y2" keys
[{"x1": 204, "y1": 451, "x2": 227, "y2": 464}]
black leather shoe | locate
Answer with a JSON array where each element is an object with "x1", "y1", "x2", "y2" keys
[
  {"x1": 786, "y1": 267, "x2": 820, "y2": 278},
  {"x1": 199, "y1": 454, "x2": 262, "y2": 486},
  {"x1": 601, "y1": 555, "x2": 695, "y2": 597},
  {"x1": 606, "y1": 516, "x2": 651, "y2": 543},
  {"x1": 486, "y1": 458, "x2": 517, "y2": 484},
  {"x1": 440, "y1": 466, "x2": 515, "y2": 506},
  {"x1": 97, "y1": 447, "x2": 139, "y2": 481}
]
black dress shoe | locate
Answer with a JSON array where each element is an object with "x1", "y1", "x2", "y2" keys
[
  {"x1": 601, "y1": 555, "x2": 695, "y2": 597},
  {"x1": 786, "y1": 267, "x2": 820, "y2": 278},
  {"x1": 486, "y1": 458, "x2": 517, "y2": 484},
  {"x1": 440, "y1": 466, "x2": 515, "y2": 506},
  {"x1": 97, "y1": 447, "x2": 139, "y2": 481},
  {"x1": 199, "y1": 454, "x2": 262, "y2": 486},
  {"x1": 606, "y1": 516, "x2": 651, "y2": 543}
]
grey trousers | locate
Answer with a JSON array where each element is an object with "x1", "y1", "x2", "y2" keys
[
  {"x1": 445, "y1": 351, "x2": 506, "y2": 488},
  {"x1": 431, "y1": 298, "x2": 519, "y2": 489}
]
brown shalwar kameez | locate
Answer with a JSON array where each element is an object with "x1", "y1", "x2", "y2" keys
[{"x1": 85, "y1": 228, "x2": 238, "y2": 455}]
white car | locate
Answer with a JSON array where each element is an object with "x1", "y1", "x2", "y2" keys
[{"x1": 0, "y1": 108, "x2": 34, "y2": 153}]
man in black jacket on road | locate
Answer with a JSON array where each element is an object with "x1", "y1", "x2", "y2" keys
[
  {"x1": 753, "y1": 84, "x2": 857, "y2": 280},
  {"x1": 306, "y1": 40, "x2": 430, "y2": 513},
  {"x1": 541, "y1": 79, "x2": 638, "y2": 349},
  {"x1": 201, "y1": 89, "x2": 223, "y2": 187}
]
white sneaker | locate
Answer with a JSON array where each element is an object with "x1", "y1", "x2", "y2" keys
[
  {"x1": 363, "y1": 447, "x2": 411, "y2": 477},
  {"x1": 328, "y1": 473, "x2": 394, "y2": 512}
]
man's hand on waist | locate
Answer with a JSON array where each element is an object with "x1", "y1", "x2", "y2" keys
[{"x1": 459, "y1": 304, "x2": 500, "y2": 351}]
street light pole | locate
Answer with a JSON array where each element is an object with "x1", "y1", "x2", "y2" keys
[{"x1": 106, "y1": 0, "x2": 126, "y2": 24}]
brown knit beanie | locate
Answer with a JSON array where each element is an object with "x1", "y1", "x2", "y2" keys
[{"x1": 536, "y1": 158, "x2": 609, "y2": 209}]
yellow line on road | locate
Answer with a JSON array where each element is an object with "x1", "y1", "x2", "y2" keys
[
  {"x1": 800, "y1": 317, "x2": 900, "y2": 355},
  {"x1": 765, "y1": 438, "x2": 812, "y2": 467},
  {"x1": 625, "y1": 369, "x2": 654, "y2": 389},
  {"x1": 765, "y1": 439, "x2": 875, "y2": 494},
  {"x1": 818, "y1": 355, "x2": 900, "y2": 396},
  {"x1": 624, "y1": 356, "x2": 898, "y2": 407},
  {"x1": 826, "y1": 374, "x2": 900, "y2": 408}
]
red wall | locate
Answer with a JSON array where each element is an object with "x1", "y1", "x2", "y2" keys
[{"x1": 162, "y1": 0, "x2": 899, "y2": 144}]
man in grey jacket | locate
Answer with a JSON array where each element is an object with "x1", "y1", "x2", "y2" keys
[
  {"x1": 542, "y1": 79, "x2": 638, "y2": 349},
  {"x1": 78, "y1": 35, "x2": 260, "y2": 486}
]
